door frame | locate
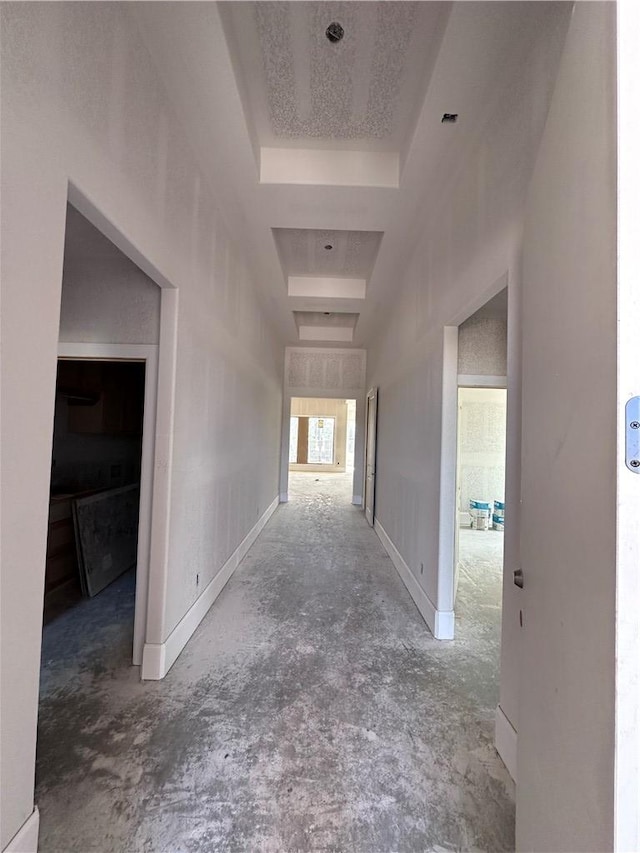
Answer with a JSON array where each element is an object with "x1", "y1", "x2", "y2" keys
[
  {"x1": 616, "y1": 2, "x2": 640, "y2": 844},
  {"x1": 59, "y1": 184, "x2": 180, "y2": 676},
  {"x1": 364, "y1": 387, "x2": 378, "y2": 526},
  {"x1": 438, "y1": 276, "x2": 511, "y2": 641},
  {"x1": 56, "y1": 343, "x2": 157, "y2": 667}
]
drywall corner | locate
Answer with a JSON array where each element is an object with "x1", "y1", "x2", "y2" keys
[
  {"x1": 495, "y1": 704, "x2": 518, "y2": 782},
  {"x1": 142, "y1": 496, "x2": 279, "y2": 680}
]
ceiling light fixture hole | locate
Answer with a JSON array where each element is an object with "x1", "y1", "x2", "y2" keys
[
  {"x1": 325, "y1": 22, "x2": 344, "y2": 44},
  {"x1": 324, "y1": 244, "x2": 333, "y2": 250}
]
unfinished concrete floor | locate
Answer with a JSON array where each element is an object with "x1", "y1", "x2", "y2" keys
[{"x1": 36, "y1": 472, "x2": 514, "y2": 852}]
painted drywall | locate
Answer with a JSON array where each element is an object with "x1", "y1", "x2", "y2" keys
[
  {"x1": 0, "y1": 5, "x2": 282, "y2": 848},
  {"x1": 59, "y1": 207, "x2": 160, "y2": 345},
  {"x1": 290, "y1": 397, "x2": 349, "y2": 474},
  {"x1": 457, "y1": 388, "x2": 506, "y2": 518},
  {"x1": 516, "y1": 5, "x2": 617, "y2": 850},
  {"x1": 365, "y1": 2, "x2": 571, "y2": 639},
  {"x1": 616, "y1": 2, "x2": 640, "y2": 847},
  {"x1": 458, "y1": 317, "x2": 507, "y2": 377}
]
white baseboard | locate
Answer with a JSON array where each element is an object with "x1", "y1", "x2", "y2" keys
[
  {"x1": 4, "y1": 807, "x2": 39, "y2": 853},
  {"x1": 374, "y1": 520, "x2": 454, "y2": 640},
  {"x1": 495, "y1": 703, "x2": 518, "y2": 782},
  {"x1": 433, "y1": 607, "x2": 455, "y2": 639},
  {"x1": 142, "y1": 496, "x2": 279, "y2": 680}
]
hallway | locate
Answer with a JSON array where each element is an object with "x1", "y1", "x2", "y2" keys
[{"x1": 37, "y1": 474, "x2": 514, "y2": 853}]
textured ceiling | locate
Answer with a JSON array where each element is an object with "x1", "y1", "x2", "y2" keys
[
  {"x1": 273, "y1": 228, "x2": 382, "y2": 278},
  {"x1": 221, "y1": 1, "x2": 451, "y2": 152},
  {"x1": 133, "y1": 1, "x2": 568, "y2": 347}
]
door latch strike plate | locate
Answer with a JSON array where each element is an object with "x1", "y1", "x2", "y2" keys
[{"x1": 625, "y1": 397, "x2": 640, "y2": 472}]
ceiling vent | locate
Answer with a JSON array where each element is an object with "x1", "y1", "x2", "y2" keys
[{"x1": 325, "y1": 22, "x2": 344, "y2": 43}]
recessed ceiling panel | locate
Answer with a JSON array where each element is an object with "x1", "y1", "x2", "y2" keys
[
  {"x1": 221, "y1": 2, "x2": 451, "y2": 154},
  {"x1": 294, "y1": 311, "x2": 358, "y2": 329},
  {"x1": 294, "y1": 310, "x2": 359, "y2": 343},
  {"x1": 273, "y1": 228, "x2": 382, "y2": 279}
]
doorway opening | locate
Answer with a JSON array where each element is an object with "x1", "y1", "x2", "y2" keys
[
  {"x1": 444, "y1": 286, "x2": 508, "y2": 688},
  {"x1": 44, "y1": 357, "x2": 145, "y2": 635},
  {"x1": 454, "y1": 386, "x2": 507, "y2": 651},
  {"x1": 288, "y1": 397, "x2": 357, "y2": 504}
]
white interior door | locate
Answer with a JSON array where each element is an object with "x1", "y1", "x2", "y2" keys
[{"x1": 364, "y1": 388, "x2": 378, "y2": 526}]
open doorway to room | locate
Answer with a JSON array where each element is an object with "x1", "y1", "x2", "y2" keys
[
  {"x1": 44, "y1": 358, "x2": 146, "y2": 640},
  {"x1": 288, "y1": 397, "x2": 357, "y2": 504},
  {"x1": 35, "y1": 196, "x2": 175, "y2": 825},
  {"x1": 26, "y1": 186, "x2": 183, "y2": 853},
  {"x1": 454, "y1": 386, "x2": 507, "y2": 633},
  {"x1": 446, "y1": 287, "x2": 508, "y2": 695}
]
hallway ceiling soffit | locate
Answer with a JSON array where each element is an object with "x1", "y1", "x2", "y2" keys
[
  {"x1": 294, "y1": 311, "x2": 358, "y2": 329},
  {"x1": 128, "y1": 2, "x2": 569, "y2": 349}
]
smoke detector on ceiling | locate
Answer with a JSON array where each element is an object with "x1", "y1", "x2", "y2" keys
[{"x1": 325, "y1": 22, "x2": 344, "y2": 43}]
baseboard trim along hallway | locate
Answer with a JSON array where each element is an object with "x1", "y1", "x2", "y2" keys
[
  {"x1": 495, "y1": 703, "x2": 518, "y2": 782},
  {"x1": 142, "y1": 495, "x2": 280, "y2": 680},
  {"x1": 374, "y1": 519, "x2": 455, "y2": 640},
  {"x1": 4, "y1": 807, "x2": 39, "y2": 853}
]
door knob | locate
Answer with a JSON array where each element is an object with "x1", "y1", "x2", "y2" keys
[{"x1": 513, "y1": 568, "x2": 524, "y2": 589}]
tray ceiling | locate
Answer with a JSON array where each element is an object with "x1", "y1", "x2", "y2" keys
[
  {"x1": 221, "y1": 1, "x2": 451, "y2": 153},
  {"x1": 273, "y1": 228, "x2": 383, "y2": 279}
]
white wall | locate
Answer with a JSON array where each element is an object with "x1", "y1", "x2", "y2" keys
[
  {"x1": 516, "y1": 5, "x2": 617, "y2": 850},
  {"x1": 457, "y1": 388, "x2": 506, "y2": 517},
  {"x1": 366, "y1": 3, "x2": 571, "y2": 636},
  {"x1": 458, "y1": 316, "x2": 507, "y2": 377},
  {"x1": 366, "y1": 7, "x2": 620, "y2": 846},
  {"x1": 59, "y1": 207, "x2": 161, "y2": 346},
  {"x1": 0, "y1": 5, "x2": 282, "y2": 848},
  {"x1": 616, "y1": 2, "x2": 640, "y2": 847}
]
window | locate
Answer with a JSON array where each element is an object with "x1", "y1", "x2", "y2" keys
[
  {"x1": 307, "y1": 417, "x2": 335, "y2": 464},
  {"x1": 289, "y1": 415, "x2": 336, "y2": 464}
]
